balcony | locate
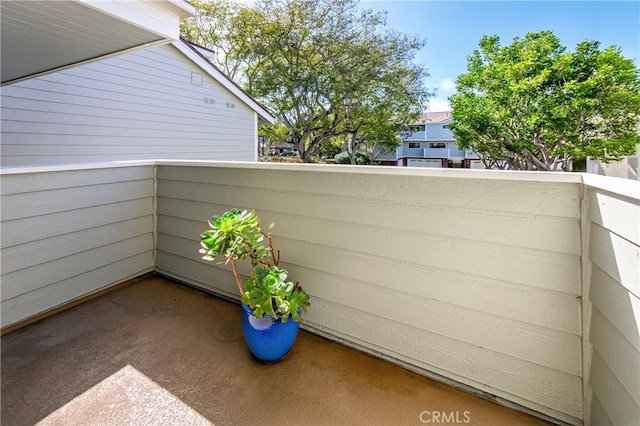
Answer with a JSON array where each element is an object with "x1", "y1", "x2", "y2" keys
[
  {"x1": 1, "y1": 161, "x2": 638, "y2": 426},
  {"x1": 423, "y1": 147, "x2": 450, "y2": 158},
  {"x1": 465, "y1": 151, "x2": 480, "y2": 160},
  {"x1": 1, "y1": 275, "x2": 546, "y2": 425},
  {"x1": 394, "y1": 147, "x2": 478, "y2": 160},
  {"x1": 375, "y1": 150, "x2": 398, "y2": 161},
  {"x1": 397, "y1": 147, "x2": 426, "y2": 157}
]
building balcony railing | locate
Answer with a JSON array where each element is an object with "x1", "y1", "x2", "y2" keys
[
  {"x1": 393, "y1": 147, "x2": 477, "y2": 160},
  {"x1": 404, "y1": 131, "x2": 456, "y2": 142},
  {"x1": 374, "y1": 151, "x2": 397, "y2": 161},
  {"x1": 396, "y1": 147, "x2": 424, "y2": 157},
  {"x1": 1, "y1": 160, "x2": 638, "y2": 426},
  {"x1": 423, "y1": 147, "x2": 449, "y2": 158}
]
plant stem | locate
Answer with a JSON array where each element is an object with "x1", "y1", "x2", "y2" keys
[
  {"x1": 229, "y1": 258, "x2": 245, "y2": 295},
  {"x1": 262, "y1": 230, "x2": 279, "y2": 266}
]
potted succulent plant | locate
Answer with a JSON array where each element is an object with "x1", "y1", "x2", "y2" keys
[{"x1": 200, "y1": 209, "x2": 310, "y2": 363}]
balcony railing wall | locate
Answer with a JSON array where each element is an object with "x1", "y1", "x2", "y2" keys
[
  {"x1": 375, "y1": 151, "x2": 397, "y2": 161},
  {"x1": 1, "y1": 161, "x2": 638, "y2": 426},
  {"x1": 465, "y1": 151, "x2": 480, "y2": 160},
  {"x1": 0, "y1": 164, "x2": 155, "y2": 328},
  {"x1": 154, "y1": 162, "x2": 583, "y2": 424},
  {"x1": 397, "y1": 147, "x2": 425, "y2": 157},
  {"x1": 394, "y1": 146, "x2": 476, "y2": 160},
  {"x1": 448, "y1": 147, "x2": 467, "y2": 158},
  {"x1": 581, "y1": 176, "x2": 640, "y2": 426},
  {"x1": 422, "y1": 147, "x2": 449, "y2": 158}
]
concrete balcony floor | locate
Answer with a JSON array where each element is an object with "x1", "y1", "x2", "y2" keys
[{"x1": 1, "y1": 276, "x2": 548, "y2": 426}]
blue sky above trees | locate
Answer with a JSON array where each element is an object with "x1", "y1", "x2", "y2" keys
[{"x1": 362, "y1": 1, "x2": 640, "y2": 111}]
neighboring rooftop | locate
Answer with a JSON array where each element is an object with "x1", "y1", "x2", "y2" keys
[{"x1": 414, "y1": 111, "x2": 453, "y2": 124}]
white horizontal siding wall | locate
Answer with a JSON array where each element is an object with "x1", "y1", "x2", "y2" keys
[
  {"x1": 154, "y1": 163, "x2": 583, "y2": 424},
  {"x1": 0, "y1": 44, "x2": 256, "y2": 167},
  {"x1": 0, "y1": 164, "x2": 155, "y2": 328},
  {"x1": 583, "y1": 179, "x2": 640, "y2": 426}
]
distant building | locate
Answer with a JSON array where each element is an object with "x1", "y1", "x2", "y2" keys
[
  {"x1": 586, "y1": 144, "x2": 640, "y2": 181},
  {"x1": 375, "y1": 112, "x2": 485, "y2": 168}
]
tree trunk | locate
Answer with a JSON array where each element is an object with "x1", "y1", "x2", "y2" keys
[
  {"x1": 348, "y1": 132, "x2": 361, "y2": 165},
  {"x1": 302, "y1": 135, "x2": 333, "y2": 162},
  {"x1": 521, "y1": 148, "x2": 552, "y2": 171},
  {"x1": 295, "y1": 133, "x2": 309, "y2": 160}
]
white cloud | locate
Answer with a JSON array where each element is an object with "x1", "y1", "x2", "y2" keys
[
  {"x1": 438, "y1": 78, "x2": 456, "y2": 94},
  {"x1": 426, "y1": 97, "x2": 451, "y2": 112}
]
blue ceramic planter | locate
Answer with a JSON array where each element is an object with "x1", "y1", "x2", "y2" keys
[{"x1": 241, "y1": 303, "x2": 300, "y2": 363}]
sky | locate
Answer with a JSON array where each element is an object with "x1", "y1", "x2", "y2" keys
[{"x1": 360, "y1": 1, "x2": 640, "y2": 111}]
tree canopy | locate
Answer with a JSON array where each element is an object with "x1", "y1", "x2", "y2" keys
[
  {"x1": 450, "y1": 31, "x2": 640, "y2": 171},
  {"x1": 182, "y1": 0, "x2": 431, "y2": 161}
]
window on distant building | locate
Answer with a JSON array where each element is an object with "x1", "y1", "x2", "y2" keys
[
  {"x1": 408, "y1": 142, "x2": 421, "y2": 148},
  {"x1": 443, "y1": 124, "x2": 449, "y2": 129},
  {"x1": 430, "y1": 143, "x2": 446, "y2": 149}
]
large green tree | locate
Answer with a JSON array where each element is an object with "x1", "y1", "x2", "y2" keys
[
  {"x1": 181, "y1": 0, "x2": 249, "y2": 82},
  {"x1": 450, "y1": 31, "x2": 640, "y2": 171},
  {"x1": 182, "y1": 0, "x2": 430, "y2": 161}
]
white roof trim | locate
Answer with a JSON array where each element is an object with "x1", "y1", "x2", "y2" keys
[
  {"x1": 171, "y1": 40, "x2": 275, "y2": 124},
  {"x1": 159, "y1": 0, "x2": 196, "y2": 17}
]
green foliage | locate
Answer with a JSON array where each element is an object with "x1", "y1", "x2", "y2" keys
[
  {"x1": 334, "y1": 151, "x2": 371, "y2": 165},
  {"x1": 241, "y1": 266, "x2": 309, "y2": 322},
  {"x1": 200, "y1": 209, "x2": 310, "y2": 322},
  {"x1": 258, "y1": 123, "x2": 290, "y2": 150},
  {"x1": 181, "y1": 0, "x2": 248, "y2": 81},
  {"x1": 318, "y1": 139, "x2": 342, "y2": 159},
  {"x1": 200, "y1": 209, "x2": 264, "y2": 265},
  {"x1": 182, "y1": 0, "x2": 430, "y2": 161},
  {"x1": 450, "y1": 31, "x2": 640, "y2": 171}
]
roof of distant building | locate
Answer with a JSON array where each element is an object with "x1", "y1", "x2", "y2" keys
[{"x1": 412, "y1": 111, "x2": 452, "y2": 125}]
